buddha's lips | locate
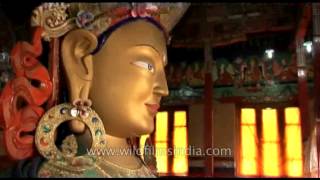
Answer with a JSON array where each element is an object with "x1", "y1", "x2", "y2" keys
[{"x1": 145, "y1": 103, "x2": 160, "y2": 114}]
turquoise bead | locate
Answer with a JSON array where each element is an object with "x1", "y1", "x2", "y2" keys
[
  {"x1": 95, "y1": 129, "x2": 102, "y2": 136},
  {"x1": 84, "y1": 169, "x2": 98, "y2": 177},
  {"x1": 43, "y1": 125, "x2": 51, "y2": 133}
]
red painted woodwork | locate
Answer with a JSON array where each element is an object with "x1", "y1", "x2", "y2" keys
[
  {"x1": 0, "y1": 27, "x2": 52, "y2": 160},
  {"x1": 315, "y1": 41, "x2": 320, "y2": 120},
  {"x1": 314, "y1": 10, "x2": 320, "y2": 122},
  {"x1": 317, "y1": 122, "x2": 320, "y2": 177},
  {"x1": 219, "y1": 96, "x2": 244, "y2": 104},
  {"x1": 295, "y1": 4, "x2": 312, "y2": 43},
  {"x1": 294, "y1": 3, "x2": 312, "y2": 142},
  {"x1": 46, "y1": 38, "x2": 60, "y2": 108},
  {"x1": 313, "y1": 3, "x2": 320, "y2": 177},
  {"x1": 204, "y1": 72, "x2": 213, "y2": 176},
  {"x1": 298, "y1": 76, "x2": 310, "y2": 142},
  {"x1": 315, "y1": 39, "x2": 320, "y2": 179}
]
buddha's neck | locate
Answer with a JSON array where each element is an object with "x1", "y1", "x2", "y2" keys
[{"x1": 102, "y1": 134, "x2": 142, "y2": 169}]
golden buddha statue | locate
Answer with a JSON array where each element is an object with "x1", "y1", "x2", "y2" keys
[{"x1": 0, "y1": 2, "x2": 189, "y2": 178}]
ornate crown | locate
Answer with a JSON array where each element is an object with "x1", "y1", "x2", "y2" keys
[{"x1": 31, "y1": 2, "x2": 190, "y2": 41}]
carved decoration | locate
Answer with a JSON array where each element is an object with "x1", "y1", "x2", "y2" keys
[
  {"x1": 31, "y1": 3, "x2": 75, "y2": 41},
  {"x1": 0, "y1": 27, "x2": 52, "y2": 160},
  {"x1": 31, "y1": 3, "x2": 190, "y2": 41}
]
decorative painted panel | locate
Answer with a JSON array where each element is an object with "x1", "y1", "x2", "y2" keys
[{"x1": 164, "y1": 52, "x2": 314, "y2": 104}]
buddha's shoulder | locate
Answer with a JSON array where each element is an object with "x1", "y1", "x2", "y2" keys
[
  {"x1": 37, "y1": 156, "x2": 108, "y2": 177},
  {"x1": 37, "y1": 156, "x2": 156, "y2": 178}
]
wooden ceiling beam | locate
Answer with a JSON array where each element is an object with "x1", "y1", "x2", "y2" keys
[
  {"x1": 294, "y1": 3, "x2": 312, "y2": 45},
  {"x1": 171, "y1": 25, "x2": 293, "y2": 48},
  {"x1": 171, "y1": 3, "x2": 298, "y2": 49}
]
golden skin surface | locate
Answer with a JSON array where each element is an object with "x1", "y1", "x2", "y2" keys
[
  {"x1": 90, "y1": 19, "x2": 169, "y2": 138},
  {"x1": 60, "y1": 19, "x2": 168, "y2": 170}
]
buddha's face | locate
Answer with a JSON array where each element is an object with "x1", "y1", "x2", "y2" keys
[{"x1": 90, "y1": 20, "x2": 168, "y2": 137}]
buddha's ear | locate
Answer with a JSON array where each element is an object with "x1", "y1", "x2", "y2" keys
[
  {"x1": 61, "y1": 29, "x2": 97, "y2": 134},
  {"x1": 61, "y1": 29, "x2": 98, "y2": 102}
]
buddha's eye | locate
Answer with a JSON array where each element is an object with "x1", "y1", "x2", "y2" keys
[{"x1": 131, "y1": 61, "x2": 155, "y2": 73}]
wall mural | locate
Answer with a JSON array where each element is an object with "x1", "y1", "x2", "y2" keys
[
  {"x1": 163, "y1": 52, "x2": 314, "y2": 104},
  {"x1": 0, "y1": 50, "x2": 314, "y2": 104}
]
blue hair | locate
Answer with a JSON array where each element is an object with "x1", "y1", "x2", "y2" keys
[{"x1": 91, "y1": 16, "x2": 167, "y2": 55}]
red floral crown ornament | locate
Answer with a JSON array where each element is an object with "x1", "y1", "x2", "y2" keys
[{"x1": 0, "y1": 3, "x2": 189, "y2": 160}]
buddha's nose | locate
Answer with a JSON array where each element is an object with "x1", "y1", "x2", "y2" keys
[{"x1": 153, "y1": 69, "x2": 169, "y2": 97}]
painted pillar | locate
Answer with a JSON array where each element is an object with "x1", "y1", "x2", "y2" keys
[
  {"x1": 296, "y1": 39, "x2": 310, "y2": 142},
  {"x1": 312, "y1": 3, "x2": 320, "y2": 177},
  {"x1": 293, "y1": 3, "x2": 312, "y2": 143},
  {"x1": 203, "y1": 41, "x2": 214, "y2": 176}
]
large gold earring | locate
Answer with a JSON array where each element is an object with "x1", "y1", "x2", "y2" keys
[{"x1": 35, "y1": 102, "x2": 106, "y2": 161}]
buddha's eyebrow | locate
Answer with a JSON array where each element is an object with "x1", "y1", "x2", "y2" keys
[{"x1": 134, "y1": 44, "x2": 167, "y2": 65}]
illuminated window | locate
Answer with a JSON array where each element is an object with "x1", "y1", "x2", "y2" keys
[
  {"x1": 239, "y1": 108, "x2": 258, "y2": 176},
  {"x1": 153, "y1": 108, "x2": 189, "y2": 176},
  {"x1": 155, "y1": 112, "x2": 169, "y2": 174},
  {"x1": 284, "y1": 108, "x2": 303, "y2": 177},
  {"x1": 262, "y1": 108, "x2": 280, "y2": 177},
  {"x1": 173, "y1": 111, "x2": 188, "y2": 176},
  {"x1": 238, "y1": 107, "x2": 303, "y2": 177}
]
